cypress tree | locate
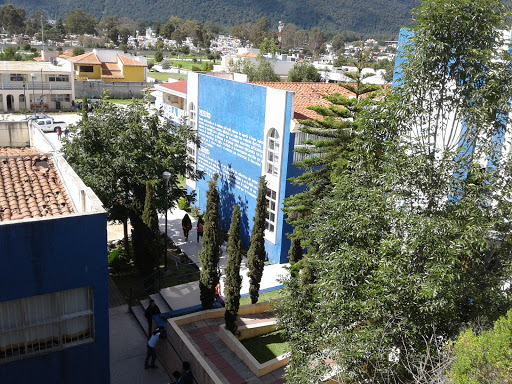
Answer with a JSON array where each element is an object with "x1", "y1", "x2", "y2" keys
[
  {"x1": 224, "y1": 205, "x2": 242, "y2": 333},
  {"x1": 82, "y1": 96, "x2": 88, "y2": 121},
  {"x1": 199, "y1": 176, "x2": 221, "y2": 309},
  {"x1": 141, "y1": 180, "x2": 162, "y2": 274},
  {"x1": 247, "y1": 176, "x2": 268, "y2": 304},
  {"x1": 288, "y1": 236, "x2": 303, "y2": 263}
]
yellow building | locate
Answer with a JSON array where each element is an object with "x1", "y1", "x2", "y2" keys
[{"x1": 67, "y1": 51, "x2": 147, "y2": 82}]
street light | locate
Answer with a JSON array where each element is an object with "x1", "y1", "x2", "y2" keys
[
  {"x1": 22, "y1": 81, "x2": 27, "y2": 119},
  {"x1": 30, "y1": 73, "x2": 35, "y2": 113},
  {"x1": 163, "y1": 171, "x2": 171, "y2": 269},
  {"x1": 40, "y1": 68, "x2": 44, "y2": 112}
]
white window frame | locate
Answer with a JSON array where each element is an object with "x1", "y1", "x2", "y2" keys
[
  {"x1": 265, "y1": 188, "x2": 277, "y2": 233},
  {"x1": 266, "y1": 128, "x2": 280, "y2": 176},
  {"x1": 0, "y1": 287, "x2": 95, "y2": 364}
]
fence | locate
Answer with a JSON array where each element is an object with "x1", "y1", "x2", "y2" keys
[{"x1": 74, "y1": 81, "x2": 153, "y2": 99}]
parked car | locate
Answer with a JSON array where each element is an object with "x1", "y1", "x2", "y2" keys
[
  {"x1": 27, "y1": 113, "x2": 54, "y2": 123},
  {"x1": 31, "y1": 118, "x2": 67, "y2": 133}
]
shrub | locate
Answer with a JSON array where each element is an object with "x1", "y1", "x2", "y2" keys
[
  {"x1": 161, "y1": 59, "x2": 170, "y2": 70},
  {"x1": 191, "y1": 65, "x2": 202, "y2": 72},
  {"x1": 177, "y1": 197, "x2": 191, "y2": 211},
  {"x1": 449, "y1": 310, "x2": 512, "y2": 383},
  {"x1": 108, "y1": 247, "x2": 130, "y2": 270}
]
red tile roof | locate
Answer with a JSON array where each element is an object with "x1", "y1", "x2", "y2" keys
[
  {"x1": 118, "y1": 54, "x2": 146, "y2": 67},
  {"x1": 0, "y1": 148, "x2": 74, "y2": 222},
  {"x1": 159, "y1": 81, "x2": 187, "y2": 95},
  {"x1": 67, "y1": 51, "x2": 101, "y2": 64},
  {"x1": 101, "y1": 62, "x2": 124, "y2": 79},
  {"x1": 237, "y1": 51, "x2": 258, "y2": 58},
  {"x1": 254, "y1": 82, "x2": 356, "y2": 121}
]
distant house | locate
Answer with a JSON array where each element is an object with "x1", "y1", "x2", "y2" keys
[
  {"x1": 0, "y1": 122, "x2": 109, "y2": 383},
  {"x1": 66, "y1": 49, "x2": 147, "y2": 82},
  {"x1": 153, "y1": 81, "x2": 187, "y2": 124},
  {"x1": 0, "y1": 61, "x2": 74, "y2": 113}
]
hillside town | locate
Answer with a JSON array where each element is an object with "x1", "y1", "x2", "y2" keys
[{"x1": 1, "y1": 1, "x2": 512, "y2": 384}]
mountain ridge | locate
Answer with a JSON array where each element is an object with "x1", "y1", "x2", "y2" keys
[{"x1": 4, "y1": 0, "x2": 419, "y2": 39}]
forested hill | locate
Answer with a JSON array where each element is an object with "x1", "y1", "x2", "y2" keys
[{"x1": 8, "y1": 0, "x2": 419, "y2": 39}]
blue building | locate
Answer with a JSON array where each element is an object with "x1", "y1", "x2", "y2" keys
[
  {"x1": 0, "y1": 124, "x2": 109, "y2": 383},
  {"x1": 183, "y1": 73, "x2": 355, "y2": 264}
]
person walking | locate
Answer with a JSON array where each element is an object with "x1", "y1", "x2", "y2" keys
[
  {"x1": 144, "y1": 328, "x2": 165, "y2": 369},
  {"x1": 144, "y1": 299, "x2": 161, "y2": 337},
  {"x1": 196, "y1": 216, "x2": 204, "y2": 243},
  {"x1": 182, "y1": 213, "x2": 192, "y2": 241},
  {"x1": 64, "y1": 127, "x2": 69, "y2": 137},
  {"x1": 56, "y1": 127, "x2": 62, "y2": 140}
]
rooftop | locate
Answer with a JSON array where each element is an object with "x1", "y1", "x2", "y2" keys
[
  {"x1": 0, "y1": 147, "x2": 74, "y2": 222},
  {"x1": 255, "y1": 82, "x2": 356, "y2": 120},
  {"x1": 0, "y1": 60, "x2": 70, "y2": 72},
  {"x1": 67, "y1": 51, "x2": 102, "y2": 65},
  {"x1": 117, "y1": 54, "x2": 147, "y2": 67},
  {"x1": 157, "y1": 81, "x2": 187, "y2": 95}
]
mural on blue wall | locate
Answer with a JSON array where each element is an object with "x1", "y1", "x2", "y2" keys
[{"x1": 195, "y1": 76, "x2": 267, "y2": 240}]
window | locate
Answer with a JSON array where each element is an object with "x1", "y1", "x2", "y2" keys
[
  {"x1": 80, "y1": 66, "x2": 94, "y2": 73},
  {"x1": 51, "y1": 94, "x2": 71, "y2": 102},
  {"x1": 188, "y1": 102, "x2": 196, "y2": 130},
  {"x1": 265, "y1": 189, "x2": 277, "y2": 233},
  {"x1": 0, "y1": 287, "x2": 95, "y2": 363},
  {"x1": 266, "y1": 128, "x2": 280, "y2": 176},
  {"x1": 10, "y1": 74, "x2": 24, "y2": 81},
  {"x1": 49, "y1": 75, "x2": 69, "y2": 82},
  {"x1": 293, "y1": 131, "x2": 327, "y2": 163}
]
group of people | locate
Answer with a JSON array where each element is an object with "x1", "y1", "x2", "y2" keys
[
  {"x1": 56, "y1": 127, "x2": 69, "y2": 140},
  {"x1": 144, "y1": 299, "x2": 193, "y2": 383},
  {"x1": 181, "y1": 213, "x2": 204, "y2": 243}
]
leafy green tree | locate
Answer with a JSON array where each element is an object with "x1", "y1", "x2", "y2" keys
[
  {"x1": 154, "y1": 50, "x2": 163, "y2": 63},
  {"x1": 118, "y1": 26, "x2": 132, "y2": 45},
  {"x1": 259, "y1": 37, "x2": 279, "y2": 57},
  {"x1": 224, "y1": 205, "x2": 243, "y2": 333},
  {"x1": 0, "y1": 47, "x2": 22, "y2": 61},
  {"x1": 288, "y1": 62, "x2": 321, "y2": 82},
  {"x1": 63, "y1": 97, "x2": 198, "y2": 271},
  {"x1": 278, "y1": 0, "x2": 512, "y2": 382},
  {"x1": 81, "y1": 96, "x2": 88, "y2": 121},
  {"x1": 247, "y1": 176, "x2": 268, "y2": 304},
  {"x1": 64, "y1": 10, "x2": 97, "y2": 35},
  {"x1": 331, "y1": 33, "x2": 345, "y2": 55},
  {"x1": 0, "y1": 4, "x2": 26, "y2": 35},
  {"x1": 72, "y1": 47, "x2": 85, "y2": 56},
  {"x1": 281, "y1": 23, "x2": 298, "y2": 51},
  {"x1": 308, "y1": 27, "x2": 325, "y2": 57},
  {"x1": 233, "y1": 56, "x2": 279, "y2": 82},
  {"x1": 294, "y1": 30, "x2": 309, "y2": 50},
  {"x1": 199, "y1": 176, "x2": 221, "y2": 309},
  {"x1": 107, "y1": 26, "x2": 119, "y2": 45},
  {"x1": 160, "y1": 16, "x2": 182, "y2": 40}
]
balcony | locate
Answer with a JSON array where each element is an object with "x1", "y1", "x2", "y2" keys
[{"x1": 0, "y1": 82, "x2": 72, "y2": 91}]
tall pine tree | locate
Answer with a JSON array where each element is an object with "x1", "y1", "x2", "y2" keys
[
  {"x1": 224, "y1": 205, "x2": 242, "y2": 333},
  {"x1": 199, "y1": 176, "x2": 221, "y2": 309},
  {"x1": 247, "y1": 176, "x2": 268, "y2": 304}
]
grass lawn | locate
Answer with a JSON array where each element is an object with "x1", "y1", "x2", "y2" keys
[
  {"x1": 148, "y1": 72, "x2": 188, "y2": 82},
  {"x1": 239, "y1": 288, "x2": 287, "y2": 306},
  {"x1": 106, "y1": 99, "x2": 135, "y2": 105},
  {"x1": 241, "y1": 330, "x2": 288, "y2": 364}
]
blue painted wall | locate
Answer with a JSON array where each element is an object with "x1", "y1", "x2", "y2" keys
[
  {"x1": 192, "y1": 75, "x2": 295, "y2": 264},
  {"x1": 0, "y1": 213, "x2": 109, "y2": 384}
]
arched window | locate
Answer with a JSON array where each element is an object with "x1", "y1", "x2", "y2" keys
[{"x1": 266, "y1": 128, "x2": 280, "y2": 176}]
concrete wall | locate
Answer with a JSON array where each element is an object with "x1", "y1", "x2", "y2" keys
[
  {"x1": 0, "y1": 212, "x2": 110, "y2": 384},
  {"x1": 74, "y1": 80, "x2": 151, "y2": 99},
  {"x1": 0, "y1": 121, "x2": 29, "y2": 147}
]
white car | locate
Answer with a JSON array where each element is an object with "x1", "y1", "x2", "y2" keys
[{"x1": 32, "y1": 118, "x2": 67, "y2": 133}]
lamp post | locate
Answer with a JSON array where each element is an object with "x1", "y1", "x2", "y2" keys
[
  {"x1": 22, "y1": 81, "x2": 27, "y2": 119},
  {"x1": 30, "y1": 73, "x2": 35, "y2": 113},
  {"x1": 40, "y1": 68, "x2": 44, "y2": 112},
  {"x1": 163, "y1": 171, "x2": 171, "y2": 269}
]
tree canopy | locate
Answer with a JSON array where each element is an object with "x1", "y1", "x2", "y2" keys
[{"x1": 278, "y1": 0, "x2": 512, "y2": 382}]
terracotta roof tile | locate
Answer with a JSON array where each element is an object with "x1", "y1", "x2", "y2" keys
[
  {"x1": 159, "y1": 81, "x2": 187, "y2": 95},
  {"x1": 237, "y1": 51, "x2": 258, "y2": 58},
  {"x1": 0, "y1": 148, "x2": 74, "y2": 222},
  {"x1": 117, "y1": 54, "x2": 146, "y2": 66},
  {"x1": 254, "y1": 82, "x2": 356, "y2": 121},
  {"x1": 67, "y1": 51, "x2": 101, "y2": 64},
  {"x1": 101, "y1": 62, "x2": 124, "y2": 79}
]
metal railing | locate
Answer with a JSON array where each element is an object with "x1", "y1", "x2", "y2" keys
[
  {"x1": 0, "y1": 82, "x2": 72, "y2": 91},
  {"x1": 128, "y1": 264, "x2": 199, "y2": 310}
]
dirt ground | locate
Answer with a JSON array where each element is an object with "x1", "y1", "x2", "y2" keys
[{"x1": 107, "y1": 222, "x2": 131, "y2": 242}]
